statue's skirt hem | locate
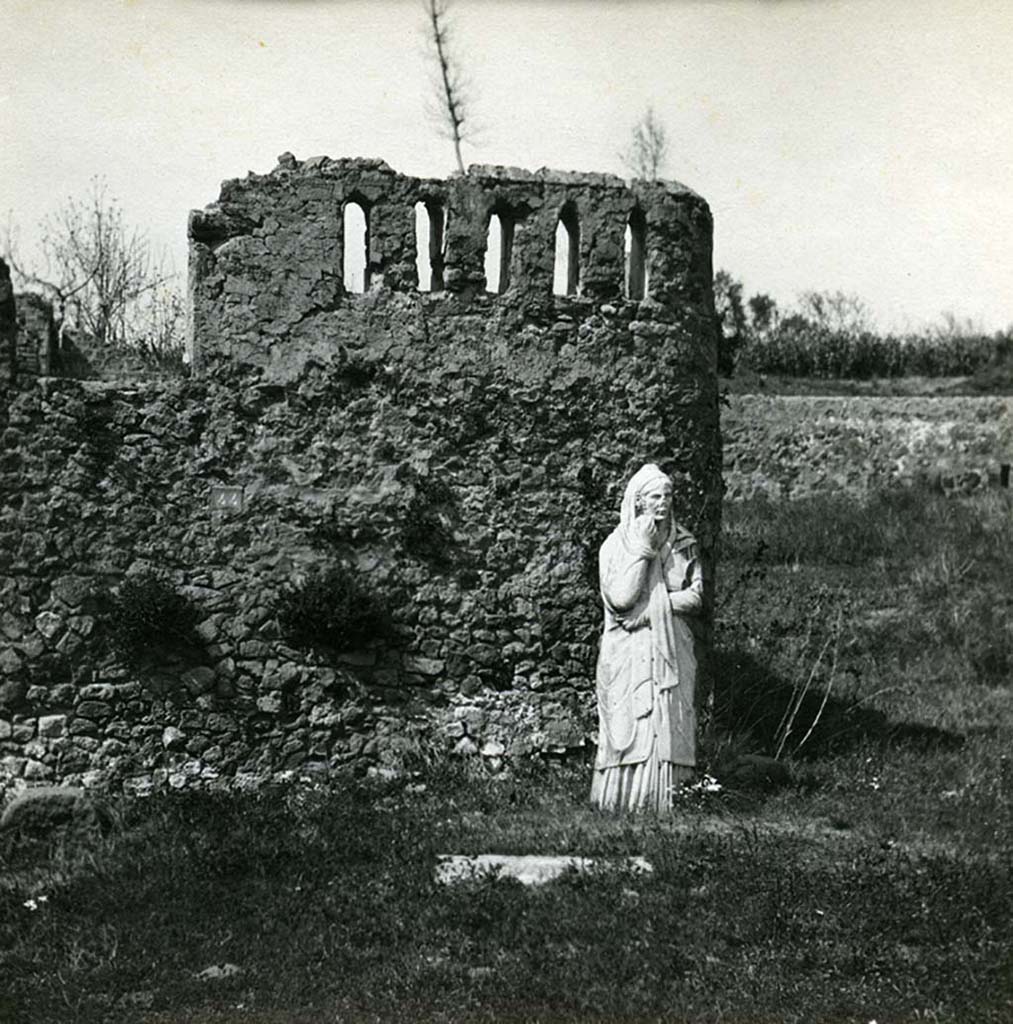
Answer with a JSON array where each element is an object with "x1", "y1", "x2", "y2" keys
[{"x1": 590, "y1": 754, "x2": 694, "y2": 815}]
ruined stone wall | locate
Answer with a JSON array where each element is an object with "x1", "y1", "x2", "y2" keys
[
  {"x1": 8, "y1": 292, "x2": 178, "y2": 383},
  {"x1": 188, "y1": 155, "x2": 713, "y2": 379},
  {"x1": 0, "y1": 157, "x2": 719, "y2": 796},
  {"x1": 0, "y1": 260, "x2": 17, "y2": 384},
  {"x1": 49, "y1": 329, "x2": 183, "y2": 382},
  {"x1": 13, "y1": 292, "x2": 55, "y2": 378}
]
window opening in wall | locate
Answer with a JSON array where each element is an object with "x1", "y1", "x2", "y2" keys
[
  {"x1": 624, "y1": 208, "x2": 647, "y2": 300},
  {"x1": 414, "y1": 201, "x2": 446, "y2": 293},
  {"x1": 552, "y1": 204, "x2": 580, "y2": 297},
  {"x1": 484, "y1": 212, "x2": 514, "y2": 294},
  {"x1": 343, "y1": 201, "x2": 369, "y2": 294}
]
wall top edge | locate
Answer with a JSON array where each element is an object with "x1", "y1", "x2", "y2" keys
[{"x1": 198, "y1": 152, "x2": 706, "y2": 208}]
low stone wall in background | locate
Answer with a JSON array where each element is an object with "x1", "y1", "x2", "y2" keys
[{"x1": 723, "y1": 394, "x2": 1012, "y2": 501}]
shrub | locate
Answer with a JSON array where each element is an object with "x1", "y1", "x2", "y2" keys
[
  {"x1": 737, "y1": 320, "x2": 1004, "y2": 380},
  {"x1": 107, "y1": 571, "x2": 199, "y2": 658},
  {"x1": 398, "y1": 475, "x2": 456, "y2": 565},
  {"x1": 277, "y1": 564, "x2": 389, "y2": 651}
]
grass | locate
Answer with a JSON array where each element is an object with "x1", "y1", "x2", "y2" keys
[{"x1": 2, "y1": 487, "x2": 1013, "y2": 1023}]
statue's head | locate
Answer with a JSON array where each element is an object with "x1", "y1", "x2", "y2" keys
[
  {"x1": 622, "y1": 463, "x2": 673, "y2": 526},
  {"x1": 635, "y1": 475, "x2": 673, "y2": 521}
]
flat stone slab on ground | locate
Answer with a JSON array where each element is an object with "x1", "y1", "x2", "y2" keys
[{"x1": 436, "y1": 854, "x2": 654, "y2": 886}]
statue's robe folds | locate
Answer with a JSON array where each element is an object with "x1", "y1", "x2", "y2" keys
[{"x1": 591, "y1": 524, "x2": 702, "y2": 814}]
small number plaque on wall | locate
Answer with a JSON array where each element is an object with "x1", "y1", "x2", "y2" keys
[{"x1": 210, "y1": 485, "x2": 244, "y2": 512}]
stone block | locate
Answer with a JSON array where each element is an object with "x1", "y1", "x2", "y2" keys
[
  {"x1": 75, "y1": 701, "x2": 112, "y2": 721},
  {"x1": 454, "y1": 706, "x2": 486, "y2": 734},
  {"x1": 435, "y1": 854, "x2": 653, "y2": 886},
  {"x1": 12, "y1": 720, "x2": 35, "y2": 742},
  {"x1": 38, "y1": 714, "x2": 67, "y2": 738},
  {"x1": 162, "y1": 726, "x2": 186, "y2": 750},
  {"x1": 256, "y1": 694, "x2": 282, "y2": 714},
  {"x1": 34, "y1": 611, "x2": 63, "y2": 639},
  {"x1": 185, "y1": 735, "x2": 212, "y2": 757},
  {"x1": 196, "y1": 617, "x2": 224, "y2": 644},
  {"x1": 181, "y1": 666, "x2": 216, "y2": 695},
  {"x1": 52, "y1": 576, "x2": 91, "y2": 608},
  {"x1": 23, "y1": 759, "x2": 53, "y2": 781},
  {"x1": 0, "y1": 612, "x2": 25, "y2": 641},
  {"x1": 402, "y1": 655, "x2": 444, "y2": 676},
  {"x1": 69, "y1": 615, "x2": 95, "y2": 637},
  {"x1": 0, "y1": 649, "x2": 23, "y2": 676},
  {"x1": 206, "y1": 713, "x2": 236, "y2": 733},
  {"x1": 78, "y1": 684, "x2": 115, "y2": 701},
  {"x1": 50, "y1": 683, "x2": 76, "y2": 705},
  {"x1": 19, "y1": 635, "x2": 46, "y2": 659}
]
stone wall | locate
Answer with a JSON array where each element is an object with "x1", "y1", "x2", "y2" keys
[
  {"x1": 724, "y1": 394, "x2": 1013, "y2": 500},
  {"x1": 13, "y1": 292, "x2": 55, "y2": 378},
  {"x1": 51, "y1": 328, "x2": 183, "y2": 382},
  {"x1": 0, "y1": 260, "x2": 15, "y2": 385},
  {"x1": 188, "y1": 155, "x2": 714, "y2": 379},
  {"x1": 9, "y1": 292, "x2": 180, "y2": 383},
  {"x1": 0, "y1": 157, "x2": 720, "y2": 796}
]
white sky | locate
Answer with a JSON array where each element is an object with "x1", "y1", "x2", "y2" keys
[{"x1": 2, "y1": 0, "x2": 1012, "y2": 332}]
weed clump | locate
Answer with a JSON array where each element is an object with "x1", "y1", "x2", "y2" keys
[
  {"x1": 107, "y1": 571, "x2": 199, "y2": 659},
  {"x1": 399, "y1": 476, "x2": 456, "y2": 565},
  {"x1": 277, "y1": 564, "x2": 389, "y2": 651}
]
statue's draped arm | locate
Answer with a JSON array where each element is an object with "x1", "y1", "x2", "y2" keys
[
  {"x1": 668, "y1": 549, "x2": 703, "y2": 615},
  {"x1": 600, "y1": 539, "x2": 653, "y2": 614}
]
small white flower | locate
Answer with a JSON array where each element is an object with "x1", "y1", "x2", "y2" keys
[
  {"x1": 37, "y1": 895, "x2": 48, "y2": 904},
  {"x1": 22, "y1": 899, "x2": 38, "y2": 911}
]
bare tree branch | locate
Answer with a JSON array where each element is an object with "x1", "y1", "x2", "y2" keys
[
  {"x1": 621, "y1": 106, "x2": 670, "y2": 181},
  {"x1": 1, "y1": 178, "x2": 184, "y2": 363},
  {"x1": 423, "y1": 0, "x2": 473, "y2": 174}
]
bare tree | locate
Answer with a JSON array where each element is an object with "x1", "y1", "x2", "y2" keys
[
  {"x1": 131, "y1": 282, "x2": 187, "y2": 367},
  {"x1": 796, "y1": 289, "x2": 873, "y2": 335},
  {"x1": 622, "y1": 106, "x2": 670, "y2": 181},
  {"x1": 423, "y1": 0, "x2": 473, "y2": 174},
  {"x1": 928, "y1": 309, "x2": 985, "y2": 341},
  {"x1": 2, "y1": 177, "x2": 181, "y2": 355}
]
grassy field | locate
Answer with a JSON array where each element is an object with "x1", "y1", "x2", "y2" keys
[{"x1": 2, "y1": 487, "x2": 1012, "y2": 1024}]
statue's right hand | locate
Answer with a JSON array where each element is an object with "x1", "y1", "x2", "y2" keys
[{"x1": 633, "y1": 512, "x2": 662, "y2": 552}]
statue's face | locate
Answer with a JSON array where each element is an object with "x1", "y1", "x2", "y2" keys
[{"x1": 637, "y1": 481, "x2": 672, "y2": 521}]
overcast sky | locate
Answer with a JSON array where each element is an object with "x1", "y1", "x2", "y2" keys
[{"x1": 3, "y1": 0, "x2": 1011, "y2": 332}]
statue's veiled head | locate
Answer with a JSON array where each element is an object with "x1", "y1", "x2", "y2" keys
[{"x1": 621, "y1": 463, "x2": 673, "y2": 527}]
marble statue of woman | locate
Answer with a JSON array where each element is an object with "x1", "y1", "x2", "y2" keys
[{"x1": 590, "y1": 463, "x2": 703, "y2": 814}]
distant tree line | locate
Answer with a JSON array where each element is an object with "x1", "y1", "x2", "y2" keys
[{"x1": 714, "y1": 269, "x2": 1012, "y2": 380}]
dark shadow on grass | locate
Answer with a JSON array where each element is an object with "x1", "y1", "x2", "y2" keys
[{"x1": 713, "y1": 645, "x2": 965, "y2": 760}]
